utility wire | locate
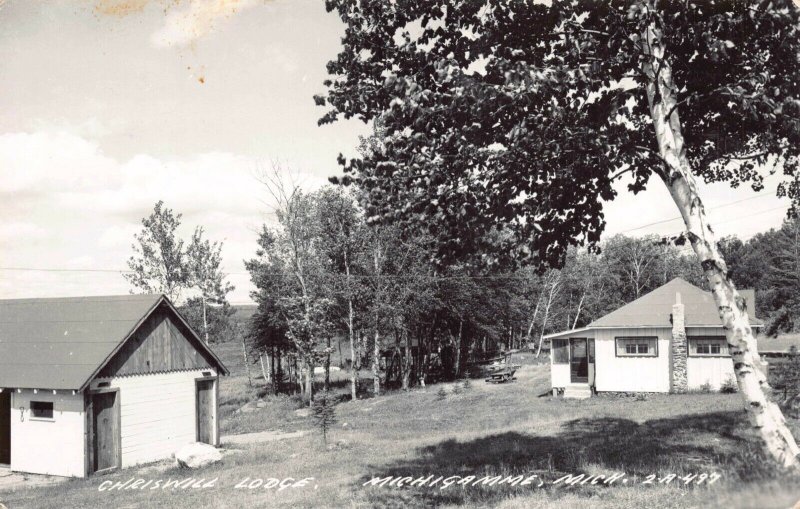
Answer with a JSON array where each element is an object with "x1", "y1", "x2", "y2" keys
[
  {"x1": 0, "y1": 192, "x2": 788, "y2": 279},
  {"x1": 615, "y1": 190, "x2": 779, "y2": 234}
]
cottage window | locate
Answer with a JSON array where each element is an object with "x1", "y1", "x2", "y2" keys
[
  {"x1": 615, "y1": 337, "x2": 658, "y2": 357},
  {"x1": 689, "y1": 337, "x2": 728, "y2": 357},
  {"x1": 552, "y1": 338, "x2": 569, "y2": 364},
  {"x1": 30, "y1": 401, "x2": 54, "y2": 419}
]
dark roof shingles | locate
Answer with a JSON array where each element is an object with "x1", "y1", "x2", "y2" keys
[
  {"x1": 588, "y1": 278, "x2": 763, "y2": 328},
  {"x1": 0, "y1": 294, "x2": 161, "y2": 390}
]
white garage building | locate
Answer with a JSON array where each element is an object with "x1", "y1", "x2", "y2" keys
[{"x1": 0, "y1": 294, "x2": 228, "y2": 477}]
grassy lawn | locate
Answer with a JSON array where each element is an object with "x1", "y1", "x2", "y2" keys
[{"x1": 1, "y1": 345, "x2": 798, "y2": 508}]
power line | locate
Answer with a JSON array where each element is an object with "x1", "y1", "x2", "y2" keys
[
  {"x1": 0, "y1": 192, "x2": 787, "y2": 279},
  {"x1": 616, "y1": 190, "x2": 780, "y2": 234}
]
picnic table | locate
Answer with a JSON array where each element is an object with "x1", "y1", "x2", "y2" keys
[{"x1": 484, "y1": 365, "x2": 520, "y2": 383}]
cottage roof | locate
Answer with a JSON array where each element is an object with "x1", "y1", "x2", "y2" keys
[
  {"x1": 589, "y1": 278, "x2": 762, "y2": 328},
  {"x1": 0, "y1": 294, "x2": 228, "y2": 391}
]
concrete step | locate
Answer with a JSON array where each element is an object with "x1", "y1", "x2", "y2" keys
[{"x1": 563, "y1": 385, "x2": 592, "y2": 399}]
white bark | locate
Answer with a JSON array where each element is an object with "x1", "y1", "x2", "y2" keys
[
  {"x1": 525, "y1": 291, "x2": 544, "y2": 344},
  {"x1": 259, "y1": 353, "x2": 270, "y2": 384},
  {"x1": 202, "y1": 295, "x2": 209, "y2": 344},
  {"x1": 641, "y1": 11, "x2": 799, "y2": 468},
  {"x1": 536, "y1": 272, "x2": 561, "y2": 357},
  {"x1": 241, "y1": 337, "x2": 252, "y2": 388},
  {"x1": 373, "y1": 325, "x2": 381, "y2": 396}
]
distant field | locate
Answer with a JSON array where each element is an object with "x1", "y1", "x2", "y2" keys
[{"x1": 1, "y1": 347, "x2": 798, "y2": 509}]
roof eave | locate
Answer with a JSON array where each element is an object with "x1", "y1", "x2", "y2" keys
[{"x1": 546, "y1": 322, "x2": 764, "y2": 339}]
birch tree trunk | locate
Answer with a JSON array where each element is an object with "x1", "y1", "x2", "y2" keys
[
  {"x1": 641, "y1": 12, "x2": 799, "y2": 468},
  {"x1": 373, "y1": 325, "x2": 381, "y2": 396},
  {"x1": 304, "y1": 361, "x2": 314, "y2": 407},
  {"x1": 346, "y1": 250, "x2": 358, "y2": 401},
  {"x1": 572, "y1": 290, "x2": 586, "y2": 330},
  {"x1": 536, "y1": 273, "x2": 560, "y2": 357},
  {"x1": 324, "y1": 336, "x2": 331, "y2": 393},
  {"x1": 202, "y1": 295, "x2": 209, "y2": 344},
  {"x1": 453, "y1": 319, "x2": 463, "y2": 378},
  {"x1": 349, "y1": 304, "x2": 358, "y2": 400},
  {"x1": 259, "y1": 353, "x2": 270, "y2": 385},
  {"x1": 241, "y1": 337, "x2": 252, "y2": 388},
  {"x1": 401, "y1": 330, "x2": 412, "y2": 391},
  {"x1": 525, "y1": 301, "x2": 539, "y2": 344}
]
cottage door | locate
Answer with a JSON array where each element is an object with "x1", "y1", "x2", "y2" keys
[
  {"x1": 570, "y1": 338, "x2": 589, "y2": 383},
  {"x1": 0, "y1": 391, "x2": 10, "y2": 465},
  {"x1": 92, "y1": 391, "x2": 120, "y2": 473},
  {"x1": 196, "y1": 379, "x2": 215, "y2": 445}
]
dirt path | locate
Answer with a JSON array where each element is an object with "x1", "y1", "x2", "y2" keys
[{"x1": 0, "y1": 467, "x2": 67, "y2": 492}]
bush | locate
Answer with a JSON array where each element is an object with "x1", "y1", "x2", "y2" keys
[
  {"x1": 698, "y1": 381, "x2": 713, "y2": 394},
  {"x1": 452, "y1": 383, "x2": 463, "y2": 395},
  {"x1": 720, "y1": 375, "x2": 738, "y2": 393},
  {"x1": 771, "y1": 354, "x2": 800, "y2": 415},
  {"x1": 436, "y1": 387, "x2": 447, "y2": 400},
  {"x1": 462, "y1": 379, "x2": 472, "y2": 390}
]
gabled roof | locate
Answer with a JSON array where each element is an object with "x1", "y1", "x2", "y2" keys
[
  {"x1": 589, "y1": 278, "x2": 762, "y2": 328},
  {"x1": 0, "y1": 294, "x2": 228, "y2": 391}
]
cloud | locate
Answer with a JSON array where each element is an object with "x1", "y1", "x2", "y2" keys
[
  {"x1": 0, "y1": 222, "x2": 47, "y2": 242},
  {"x1": 0, "y1": 129, "x2": 328, "y2": 302},
  {"x1": 150, "y1": 0, "x2": 261, "y2": 48}
]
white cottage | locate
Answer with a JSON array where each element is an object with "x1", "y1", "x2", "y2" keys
[
  {"x1": 545, "y1": 278, "x2": 762, "y2": 398},
  {"x1": 0, "y1": 294, "x2": 228, "y2": 477}
]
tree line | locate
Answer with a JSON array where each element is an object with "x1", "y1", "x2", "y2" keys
[{"x1": 243, "y1": 178, "x2": 711, "y2": 405}]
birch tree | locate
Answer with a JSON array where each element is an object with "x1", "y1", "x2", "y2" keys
[
  {"x1": 249, "y1": 172, "x2": 331, "y2": 405},
  {"x1": 317, "y1": 0, "x2": 800, "y2": 467},
  {"x1": 186, "y1": 227, "x2": 235, "y2": 343},
  {"x1": 317, "y1": 187, "x2": 367, "y2": 400},
  {"x1": 125, "y1": 200, "x2": 188, "y2": 302}
]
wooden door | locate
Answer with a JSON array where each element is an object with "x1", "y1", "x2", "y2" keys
[
  {"x1": 0, "y1": 391, "x2": 10, "y2": 465},
  {"x1": 196, "y1": 380, "x2": 215, "y2": 445},
  {"x1": 92, "y1": 391, "x2": 120, "y2": 473},
  {"x1": 570, "y1": 338, "x2": 589, "y2": 383}
]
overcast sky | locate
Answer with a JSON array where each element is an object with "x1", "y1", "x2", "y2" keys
[{"x1": 0, "y1": 0, "x2": 791, "y2": 304}]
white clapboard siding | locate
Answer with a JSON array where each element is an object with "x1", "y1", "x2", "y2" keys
[
  {"x1": 687, "y1": 357, "x2": 736, "y2": 391},
  {"x1": 685, "y1": 327, "x2": 736, "y2": 390},
  {"x1": 594, "y1": 328, "x2": 672, "y2": 393},
  {"x1": 550, "y1": 363, "x2": 570, "y2": 388},
  {"x1": 10, "y1": 390, "x2": 86, "y2": 477},
  {"x1": 92, "y1": 369, "x2": 216, "y2": 468}
]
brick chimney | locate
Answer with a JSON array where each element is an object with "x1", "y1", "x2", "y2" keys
[{"x1": 670, "y1": 292, "x2": 688, "y2": 393}]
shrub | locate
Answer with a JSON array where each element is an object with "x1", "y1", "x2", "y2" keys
[
  {"x1": 452, "y1": 383, "x2": 463, "y2": 395},
  {"x1": 771, "y1": 354, "x2": 800, "y2": 416},
  {"x1": 436, "y1": 387, "x2": 447, "y2": 400},
  {"x1": 462, "y1": 379, "x2": 472, "y2": 390},
  {"x1": 698, "y1": 381, "x2": 713, "y2": 394},
  {"x1": 720, "y1": 375, "x2": 738, "y2": 394}
]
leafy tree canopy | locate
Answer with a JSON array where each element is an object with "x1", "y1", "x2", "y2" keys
[{"x1": 317, "y1": 0, "x2": 799, "y2": 270}]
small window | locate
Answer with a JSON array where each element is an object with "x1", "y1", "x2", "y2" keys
[
  {"x1": 689, "y1": 337, "x2": 728, "y2": 357},
  {"x1": 616, "y1": 337, "x2": 658, "y2": 357},
  {"x1": 552, "y1": 338, "x2": 569, "y2": 364},
  {"x1": 30, "y1": 401, "x2": 54, "y2": 419}
]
